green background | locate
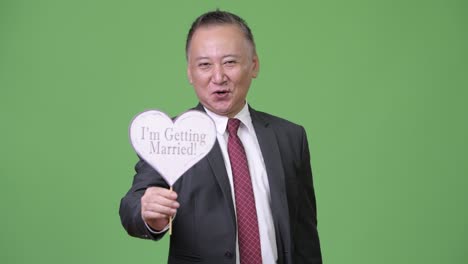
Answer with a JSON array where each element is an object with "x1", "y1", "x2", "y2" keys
[{"x1": 1, "y1": 0, "x2": 467, "y2": 263}]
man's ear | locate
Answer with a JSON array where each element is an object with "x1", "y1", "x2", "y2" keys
[
  {"x1": 187, "y1": 66, "x2": 193, "y2": 84},
  {"x1": 252, "y1": 54, "x2": 260, "y2": 78}
]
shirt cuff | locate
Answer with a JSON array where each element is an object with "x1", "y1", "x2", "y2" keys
[
  {"x1": 144, "y1": 221, "x2": 169, "y2": 234},
  {"x1": 144, "y1": 213, "x2": 176, "y2": 234}
]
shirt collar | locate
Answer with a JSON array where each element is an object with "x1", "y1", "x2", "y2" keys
[{"x1": 203, "y1": 103, "x2": 254, "y2": 135}]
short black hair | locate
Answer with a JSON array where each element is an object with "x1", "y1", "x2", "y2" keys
[{"x1": 186, "y1": 9, "x2": 256, "y2": 58}]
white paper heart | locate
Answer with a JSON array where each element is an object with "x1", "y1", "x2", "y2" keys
[{"x1": 129, "y1": 110, "x2": 216, "y2": 186}]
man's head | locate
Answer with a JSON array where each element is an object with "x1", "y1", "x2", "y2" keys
[
  {"x1": 186, "y1": 10, "x2": 259, "y2": 118},
  {"x1": 186, "y1": 10, "x2": 256, "y2": 59}
]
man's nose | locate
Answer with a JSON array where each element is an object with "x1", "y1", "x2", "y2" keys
[{"x1": 211, "y1": 65, "x2": 227, "y2": 84}]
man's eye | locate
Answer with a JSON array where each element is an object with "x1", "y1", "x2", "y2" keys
[
  {"x1": 198, "y1": 63, "x2": 211, "y2": 68},
  {"x1": 224, "y1": 60, "x2": 237, "y2": 65}
]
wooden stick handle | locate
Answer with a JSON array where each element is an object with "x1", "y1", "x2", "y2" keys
[{"x1": 169, "y1": 185, "x2": 173, "y2": 235}]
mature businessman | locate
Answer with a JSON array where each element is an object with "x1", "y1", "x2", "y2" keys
[{"x1": 120, "y1": 10, "x2": 322, "y2": 264}]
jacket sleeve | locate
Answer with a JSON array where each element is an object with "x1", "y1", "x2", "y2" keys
[
  {"x1": 119, "y1": 157, "x2": 170, "y2": 241},
  {"x1": 292, "y1": 127, "x2": 323, "y2": 263}
]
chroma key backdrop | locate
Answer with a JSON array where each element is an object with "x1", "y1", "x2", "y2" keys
[{"x1": 1, "y1": 0, "x2": 467, "y2": 263}]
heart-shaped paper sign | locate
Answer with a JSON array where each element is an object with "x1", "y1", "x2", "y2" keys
[{"x1": 129, "y1": 110, "x2": 216, "y2": 186}]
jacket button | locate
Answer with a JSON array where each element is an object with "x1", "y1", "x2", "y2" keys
[{"x1": 224, "y1": 251, "x2": 233, "y2": 259}]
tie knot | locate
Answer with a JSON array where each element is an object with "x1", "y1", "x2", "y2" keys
[{"x1": 227, "y1": 118, "x2": 241, "y2": 136}]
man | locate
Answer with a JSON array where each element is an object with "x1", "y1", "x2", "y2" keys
[{"x1": 120, "y1": 10, "x2": 322, "y2": 264}]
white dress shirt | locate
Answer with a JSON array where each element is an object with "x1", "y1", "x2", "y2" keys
[{"x1": 204, "y1": 103, "x2": 277, "y2": 264}]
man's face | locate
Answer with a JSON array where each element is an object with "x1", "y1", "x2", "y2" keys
[{"x1": 187, "y1": 24, "x2": 259, "y2": 118}]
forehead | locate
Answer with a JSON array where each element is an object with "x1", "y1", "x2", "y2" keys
[{"x1": 188, "y1": 24, "x2": 253, "y2": 58}]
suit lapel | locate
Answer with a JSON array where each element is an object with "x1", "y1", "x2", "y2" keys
[
  {"x1": 206, "y1": 141, "x2": 236, "y2": 230},
  {"x1": 193, "y1": 104, "x2": 237, "y2": 230},
  {"x1": 250, "y1": 107, "x2": 292, "y2": 262}
]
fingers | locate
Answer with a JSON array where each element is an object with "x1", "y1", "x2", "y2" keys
[
  {"x1": 143, "y1": 187, "x2": 178, "y2": 205},
  {"x1": 141, "y1": 187, "x2": 179, "y2": 231}
]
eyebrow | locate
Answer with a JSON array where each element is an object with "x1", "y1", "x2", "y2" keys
[{"x1": 194, "y1": 54, "x2": 241, "y2": 61}]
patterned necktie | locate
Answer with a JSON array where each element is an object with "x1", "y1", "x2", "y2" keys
[{"x1": 227, "y1": 118, "x2": 262, "y2": 264}]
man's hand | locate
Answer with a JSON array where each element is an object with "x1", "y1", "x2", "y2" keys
[{"x1": 141, "y1": 187, "x2": 179, "y2": 231}]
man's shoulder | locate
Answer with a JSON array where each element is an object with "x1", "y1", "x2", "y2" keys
[{"x1": 250, "y1": 108, "x2": 305, "y2": 133}]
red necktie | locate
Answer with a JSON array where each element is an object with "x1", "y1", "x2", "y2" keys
[{"x1": 227, "y1": 118, "x2": 262, "y2": 264}]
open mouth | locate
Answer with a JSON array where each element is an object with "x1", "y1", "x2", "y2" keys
[{"x1": 214, "y1": 90, "x2": 229, "y2": 95}]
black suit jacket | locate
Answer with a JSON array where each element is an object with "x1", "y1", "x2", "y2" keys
[{"x1": 120, "y1": 105, "x2": 322, "y2": 264}]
